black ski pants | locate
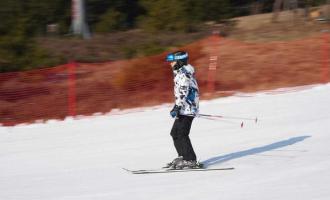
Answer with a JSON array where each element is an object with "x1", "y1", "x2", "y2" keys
[{"x1": 170, "y1": 115, "x2": 196, "y2": 161}]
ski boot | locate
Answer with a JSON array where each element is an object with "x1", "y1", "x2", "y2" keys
[
  {"x1": 173, "y1": 160, "x2": 204, "y2": 169},
  {"x1": 163, "y1": 156, "x2": 183, "y2": 168}
]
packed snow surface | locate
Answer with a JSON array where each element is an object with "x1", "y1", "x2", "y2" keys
[{"x1": 1, "y1": 84, "x2": 330, "y2": 200}]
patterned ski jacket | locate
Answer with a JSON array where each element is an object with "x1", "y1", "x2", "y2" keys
[{"x1": 173, "y1": 64, "x2": 199, "y2": 116}]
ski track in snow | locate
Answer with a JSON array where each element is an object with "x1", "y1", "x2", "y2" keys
[{"x1": 1, "y1": 84, "x2": 330, "y2": 200}]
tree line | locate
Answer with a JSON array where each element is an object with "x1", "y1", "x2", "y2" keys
[{"x1": 0, "y1": 0, "x2": 325, "y2": 72}]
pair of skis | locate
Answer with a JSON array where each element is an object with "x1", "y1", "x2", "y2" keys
[{"x1": 123, "y1": 167, "x2": 234, "y2": 174}]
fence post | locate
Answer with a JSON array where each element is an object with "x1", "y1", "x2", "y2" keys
[
  {"x1": 68, "y1": 61, "x2": 77, "y2": 116},
  {"x1": 207, "y1": 33, "x2": 221, "y2": 94},
  {"x1": 322, "y1": 31, "x2": 329, "y2": 83}
]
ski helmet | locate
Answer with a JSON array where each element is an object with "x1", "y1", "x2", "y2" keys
[{"x1": 166, "y1": 51, "x2": 188, "y2": 70}]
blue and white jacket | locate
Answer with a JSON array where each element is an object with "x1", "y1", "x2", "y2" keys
[{"x1": 173, "y1": 64, "x2": 199, "y2": 116}]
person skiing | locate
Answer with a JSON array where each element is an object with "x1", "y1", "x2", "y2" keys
[{"x1": 165, "y1": 51, "x2": 203, "y2": 169}]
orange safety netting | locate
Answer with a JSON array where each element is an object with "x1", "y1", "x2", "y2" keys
[{"x1": 0, "y1": 34, "x2": 329, "y2": 126}]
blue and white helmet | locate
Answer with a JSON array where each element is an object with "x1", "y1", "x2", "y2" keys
[
  {"x1": 166, "y1": 51, "x2": 189, "y2": 70},
  {"x1": 166, "y1": 51, "x2": 189, "y2": 62}
]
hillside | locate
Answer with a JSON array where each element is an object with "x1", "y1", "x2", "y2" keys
[
  {"x1": 36, "y1": 8, "x2": 329, "y2": 63},
  {"x1": 0, "y1": 10, "x2": 329, "y2": 125},
  {"x1": 230, "y1": 9, "x2": 329, "y2": 41}
]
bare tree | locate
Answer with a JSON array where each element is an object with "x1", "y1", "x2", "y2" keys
[
  {"x1": 272, "y1": 0, "x2": 299, "y2": 22},
  {"x1": 272, "y1": 0, "x2": 284, "y2": 22},
  {"x1": 304, "y1": 0, "x2": 312, "y2": 21},
  {"x1": 251, "y1": 1, "x2": 264, "y2": 15},
  {"x1": 326, "y1": 0, "x2": 330, "y2": 20}
]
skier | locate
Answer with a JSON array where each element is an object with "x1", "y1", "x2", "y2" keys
[{"x1": 165, "y1": 51, "x2": 203, "y2": 169}]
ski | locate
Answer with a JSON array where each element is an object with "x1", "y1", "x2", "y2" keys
[{"x1": 123, "y1": 167, "x2": 234, "y2": 174}]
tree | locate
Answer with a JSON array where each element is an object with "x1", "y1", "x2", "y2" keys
[
  {"x1": 138, "y1": 0, "x2": 191, "y2": 32},
  {"x1": 88, "y1": 0, "x2": 143, "y2": 32},
  {"x1": 139, "y1": 0, "x2": 231, "y2": 32},
  {"x1": 272, "y1": 0, "x2": 298, "y2": 22},
  {"x1": 0, "y1": 0, "x2": 68, "y2": 72}
]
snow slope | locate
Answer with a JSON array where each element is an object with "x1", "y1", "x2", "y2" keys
[{"x1": 1, "y1": 84, "x2": 330, "y2": 200}]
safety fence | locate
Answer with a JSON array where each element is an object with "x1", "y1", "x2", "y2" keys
[{"x1": 0, "y1": 33, "x2": 329, "y2": 126}]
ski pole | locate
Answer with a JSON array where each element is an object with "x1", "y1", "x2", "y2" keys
[
  {"x1": 199, "y1": 115, "x2": 245, "y2": 128},
  {"x1": 194, "y1": 113, "x2": 258, "y2": 128},
  {"x1": 198, "y1": 113, "x2": 258, "y2": 123}
]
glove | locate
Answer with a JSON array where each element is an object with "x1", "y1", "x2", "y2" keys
[{"x1": 170, "y1": 105, "x2": 181, "y2": 118}]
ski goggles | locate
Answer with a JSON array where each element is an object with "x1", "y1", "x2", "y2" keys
[{"x1": 166, "y1": 52, "x2": 188, "y2": 62}]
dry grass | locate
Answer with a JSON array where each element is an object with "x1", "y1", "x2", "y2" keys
[{"x1": 230, "y1": 8, "x2": 329, "y2": 42}]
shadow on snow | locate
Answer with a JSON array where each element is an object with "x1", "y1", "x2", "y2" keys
[{"x1": 202, "y1": 135, "x2": 311, "y2": 168}]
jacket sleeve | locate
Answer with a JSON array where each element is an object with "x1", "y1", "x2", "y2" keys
[{"x1": 175, "y1": 73, "x2": 191, "y2": 107}]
